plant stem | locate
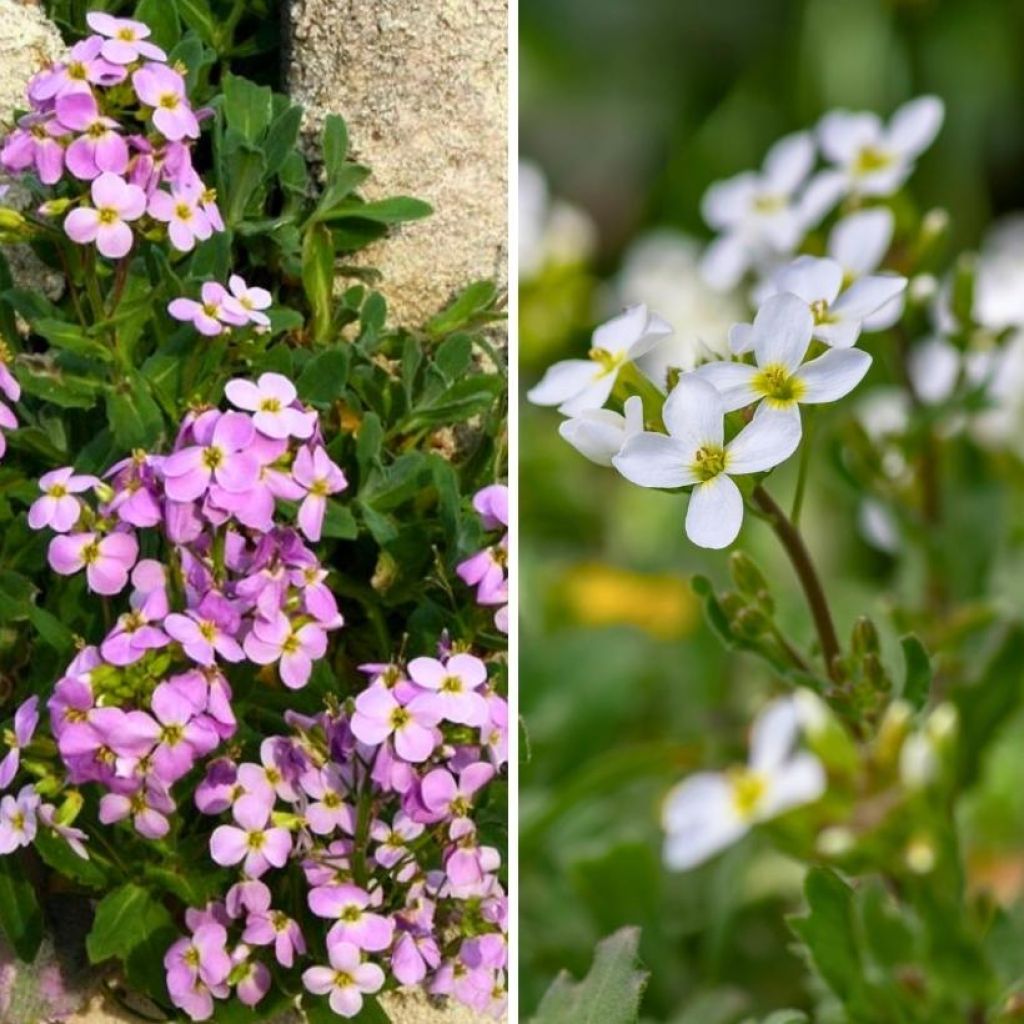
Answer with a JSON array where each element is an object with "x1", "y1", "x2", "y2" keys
[
  {"x1": 790, "y1": 414, "x2": 813, "y2": 525},
  {"x1": 752, "y1": 484, "x2": 841, "y2": 681}
]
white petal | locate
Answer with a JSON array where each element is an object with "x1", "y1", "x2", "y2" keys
[
  {"x1": 558, "y1": 409, "x2": 628, "y2": 466},
  {"x1": 814, "y1": 319, "x2": 862, "y2": 349},
  {"x1": 762, "y1": 131, "x2": 814, "y2": 195},
  {"x1": 686, "y1": 475, "x2": 743, "y2": 549},
  {"x1": 908, "y1": 335, "x2": 960, "y2": 405},
  {"x1": 559, "y1": 372, "x2": 618, "y2": 417},
  {"x1": 592, "y1": 303, "x2": 672, "y2": 361},
  {"x1": 759, "y1": 753, "x2": 826, "y2": 820},
  {"x1": 662, "y1": 375, "x2": 724, "y2": 447},
  {"x1": 729, "y1": 322, "x2": 754, "y2": 355},
  {"x1": 774, "y1": 256, "x2": 843, "y2": 305},
  {"x1": 726, "y1": 403, "x2": 802, "y2": 474},
  {"x1": 613, "y1": 433, "x2": 697, "y2": 488},
  {"x1": 701, "y1": 173, "x2": 758, "y2": 231},
  {"x1": 887, "y1": 95, "x2": 944, "y2": 159},
  {"x1": 831, "y1": 274, "x2": 907, "y2": 320},
  {"x1": 858, "y1": 164, "x2": 912, "y2": 197},
  {"x1": 862, "y1": 293, "x2": 905, "y2": 331},
  {"x1": 661, "y1": 773, "x2": 746, "y2": 871},
  {"x1": 797, "y1": 347, "x2": 872, "y2": 403},
  {"x1": 751, "y1": 292, "x2": 813, "y2": 371},
  {"x1": 797, "y1": 171, "x2": 846, "y2": 229},
  {"x1": 700, "y1": 233, "x2": 750, "y2": 291},
  {"x1": 817, "y1": 110, "x2": 883, "y2": 164},
  {"x1": 691, "y1": 361, "x2": 759, "y2": 412},
  {"x1": 829, "y1": 207, "x2": 894, "y2": 276},
  {"x1": 527, "y1": 359, "x2": 598, "y2": 407},
  {"x1": 622, "y1": 395, "x2": 644, "y2": 436},
  {"x1": 749, "y1": 698, "x2": 800, "y2": 773}
]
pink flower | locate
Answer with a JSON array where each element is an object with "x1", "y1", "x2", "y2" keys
[
  {"x1": 99, "y1": 779, "x2": 175, "y2": 839},
  {"x1": 407, "y1": 652, "x2": 489, "y2": 726},
  {"x1": 29, "y1": 37, "x2": 125, "y2": 103},
  {"x1": 302, "y1": 941, "x2": 385, "y2": 1018},
  {"x1": 225, "y1": 373, "x2": 315, "y2": 440},
  {"x1": 148, "y1": 179, "x2": 213, "y2": 252},
  {"x1": 0, "y1": 696, "x2": 39, "y2": 790},
  {"x1": 164, "y1": 922, "x2": 231, "y2": 1020},
  {"x1": 162, "y1": 411, "x2": 260, "y2": 501},
  {"x1": 292, "y1": 446, "x2": 348, "y2": 542},
  {"x1": 64, "y1": 172, "x2": 146, "y2": 259},
  {"x1": 210, "y1": 798, "x2": 292, "y2": 878},
  {"x1": 0, "y1": 784, "x2": 39, "y2": 853},
  {"x1": 391, "y1": 932, "x2": 441, "y2": 986},
  {"x1": 228, "y1": 274, "x2": 272, "y2": 326},
  {"x1": 474, "y1": 484, "x2": 508, "y2": 530},
  {"x1": 1, "y1": 114, "x2": 66, "y2": 185},
  {"x1": 55, "y1": 91, "x2": 128, "y2": 180},
  {"x1": 48, "y1": 530, "x2": 138, "y2": 595},
  {"x1": 351, "y1": 684, "x2": 441, "y2": 762},
  {"x1": 165, "y1": 600, "x2": 245, "y2": 668},
  {"x1": 0, "y1": 361, "x2": 19, "y2": 405},
  {"x1": 28, "y1": 466, "x2": 98, "y2": 533},
  {"x1": 308, "y1": 884, "x2": 394, "y2": 952},
  {"x1": 242, "y1": 909, "x2": 306, "y2": 968},
  {"x1": 100, "y1": 589, "x2": 169, "y2": 666},
  {"x1": 87, "y1": 13, "x2": 167, "y2": 64},
  {"x1": 371, "y1": 813, "x2": 425, "y2": 869},
  {"x1": 232, "y1": 948, "x2": 271, "y2": 1007},
  {"x1": 168, "y1": 282, "x2": 248, "y2": 336},
  {"x1": 132, "y1": 62, "x2": 199, "y2": 140},
  {"x1": 243, "y1": 612, "x2": 327, "y2": 689},
  {"x1": 419, "y1": 762, "x2": 495, "y2": 823},
  {"x1": 301, "y1": 766, "x2": 355, "y2": 836}
]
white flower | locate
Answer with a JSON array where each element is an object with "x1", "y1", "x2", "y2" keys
[
  {"x1": 973, "y1": 215, "x2": 1024, "y2": 330},
  {"x1": 700, "y1": 132, "x2": 839, "y2": 290},
  {"x1": 695, "y1": 293, "x2": 873, "y2": 429},
  {"x1": 828, "y1": 207, "x2": 905, "y2": 330},
  {"x1": 612, "y1": 375, "x2": 800, "y2": 549},
  {"x1": 745, "y1": 254, "x2": 906, "y2": 350},
  {"x1": 614, "y1": 230, "x2": 744, "y2": 380},
  {"x1": 559, "y1": 395, "x2": 643, "y2": 467},
  {"x1": 519, "y1": 160, "x2": 597, "y2": 279},
  {"x1": 662, "y1": 698, "x2": 826, "y2": 871},
  {"x1": 527, "y1": 304, "x2": 672, "y2": 416},
  {"x1": 817, "y1": 95, "x2": 944, "y2": 198}
]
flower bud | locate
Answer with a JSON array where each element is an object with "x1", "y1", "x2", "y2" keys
[
  {"x1": 38, "y1": 197, "x2": 73, "y2": 217},
  {"x1": 904, "y1": 834, "x2": 936, "y2": 874},
  {"x1": 816, "y1": 826, "x2": 855, "y2": 857},
  {"x1": 55, "y1": 789, "x2": 84, "y2": 825},
  {"x1": 851, "y1": 616, "x2": 880, "y2": 657}
]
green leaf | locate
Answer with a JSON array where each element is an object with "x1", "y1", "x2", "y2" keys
[
  {"x1": 173, "y1": 0, "x2": 216, "y2": 45},
  {"x1": 321, "y1": 500, "x2": 358, "y2": 539},
  {"x1": 106, "y1": 372, "x2": 165, "y2": 449},
  {"x1": 0, "y1": 854, "x2": 43, "y2": 961},
  {"x1": 134, "y1": 0, "x2": 180, "y2": 50},
  {"x1": 900, "y1": 634, "x2": 931, "y2": 709},
  {"x1": 34, "y1": 828, "x2": 107, "y2": 890},
  {"x1": 33, "y1": 318, "x2": 114, "y2": 363},
  {"x1": 427, "y1": 280, "x2": 499, "y2": 337},
  {"x1": 27, "y1": 604, "x2": 75, "y2": 653},
  {"x1": 0, "y1": 569, "x2": 34, "y2": 621},
  {"x1": 316, "y1": 196, "x2": 432, "y2": 226},
  {"x1": 15, "y1": 362, "x2": 103, "y2": 409},
  {"x1": 86, "y1": 883, "x2": 175, "y2": 966},
  {"x1": 530, "y1": 927, "x2": 648, "y2": 1024},
  {"x1": 223, "y1": 133, "x2": 267, "y2": 226},
  {"x1": 322, "y1": 113, "x2": 349, "y2": 181},
  {"x1": 788, "y1": 868, "x2": 871, "y2": 1015},
  {"x1": 302, "y1": 223, "x2": 335, "y2": 344},
  {"x1": 297, "y1": 347, "x2": 350, "y2": 405},
  {"x1": 222, "y1": 72, "x2": 273, "y2": 142},
  {"x1": 264, "y1": 103, "x2": 304, "y2": 177}
]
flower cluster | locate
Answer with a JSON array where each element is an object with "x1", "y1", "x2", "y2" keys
[
  {"x1": 457, "y1": 484, "x2": 509, "y2": 634},
  {"x1": 169, "y1": 275, "x2": 272, "y2": 337},
  {"x1": 0, "y1": 12, "x2": 220, "y2": 259},
  {"x1": 167, "y1": 640, "x2": 508, "y2": 1019},
  {"x1": 528, "y1": 98, "x2": 946, "y2": 549}
]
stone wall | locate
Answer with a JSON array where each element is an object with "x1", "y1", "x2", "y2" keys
[{"x1": 287, "y1": 0, "x2": 508, "y2": 326}]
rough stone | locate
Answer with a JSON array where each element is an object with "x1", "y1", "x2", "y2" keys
[
  {"x1": 286, "y1": 0, "x2": 508, "y2": 326},
  {"x1": 0, "y1": 0, "x2": 66, "y2": 299}
]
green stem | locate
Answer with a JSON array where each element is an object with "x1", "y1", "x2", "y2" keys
[
  {"x1": 790, "y1": 413, "x2": 813, "y2": 525},
  {"x1": 752, "y1": 484, "x2": 841, "y2": 682}
]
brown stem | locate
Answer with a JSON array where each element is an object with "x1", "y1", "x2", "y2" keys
[{"x1": 752, "y1": 484, "x2": 842, "y2": 682}]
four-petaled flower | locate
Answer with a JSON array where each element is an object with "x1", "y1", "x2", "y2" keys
[
  {"x1": 301, "y1": 941, "x2": 385, "y2": 1018},
  {"x1": 64, "y1": 172, "x2": 146, "y2": 259}
]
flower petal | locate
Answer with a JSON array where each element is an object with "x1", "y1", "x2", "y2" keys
[
  {"x1": 726, "y1": 403, "x2": 801, "y2": 474},
  {"x1": 662, "y1": 374, "x2": 724, "y2": 448},
  {"x1": 751, "y1": 292, "x2": 813, "y2": 371},
  {"x1": 829, "y1": 207, "x2": 894, "y2": 276},
  {"x1": 796, "y1": 347, "x2": 872, "y2": 403},
  {"x1": 613, "y1": 433, "x2": 696, "y2": 489},
  {"x1": 685, "y1": 474, "x2": 743, "y2": 549},
  {"x1": 887, "y1": 95, "x2": 944, "y2": 159}
]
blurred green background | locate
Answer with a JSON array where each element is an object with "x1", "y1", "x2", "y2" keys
[{"x1": 519, "y1": 0, "x2": 1024, "y2": 1019}]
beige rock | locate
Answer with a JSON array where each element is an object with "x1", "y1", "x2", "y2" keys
[
  {"x1": 0, "y1": 0, "x2": 66, "y2": 298},
  {"x1": 287, "y1": 0, "x2": 508, "y2": 326}
]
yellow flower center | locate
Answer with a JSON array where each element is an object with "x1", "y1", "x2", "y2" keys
[
  {"x1": 68, "y1": 62, "x2": 87, "y2": 80},
  {"x1": 80, "y1": 540, "x2": 101, "y2": 564},
  {"x1": 259, "y1": 398, "x2": 281, "y2": 412},
  {"x1": 158, "y1": 93, "x2": 179, "y2": 111},
  {"x1": 333, "y1": 970, "x2": 355, "y2": 987},
  {"x1": 161, "y1": 724, "x2": 184, "y2": 747},
  {"x1": 47, "y1": 483, "x2": 68, "y2": 498},
  {"x1": 87, "y1": 122, "x2": 107, "y2": 139},
  {"x1": 202, "y1": 446, "x2": 223, "y2": 469},
  {"x1": 341, "y1": 905, "x2": 361, "y2": 923},
  {"x1": 589, "y1": 347, "x2": 625, "y2": 379},
  {"x1": 753, "y1": 193, "x2": 785, "y2": 213},
  {"x1": 390, "y1": 707, "x2": 411, "y2": 729},
  {"x1": 175, "y1": 202, "x2": 193, "y2": 221},
  {"x1": 729, "y1": 768, "x2": 768, "y2": 819},
  {"x1": 198, "y1": 620, "x2": 218, "y2": 642},
  {"x1": 440, "y1": 675, "x2": 463, "y2": 694},
  {"x1": 853, "y1": 145, "x2": 892, "y2": 175},
  {"x1": 97, "y1": 207, "x2": 119, "y2": 225},
  {"x1": 117, "y1": 27, "x2": 136, "y2": 41},
  {"x1": 752, "y1": 362, "x2": 806, "y2": 408},
  {"x1": 809, "y1": 298, "x2": 834, "y2": 325},
  {"x1": 246, "y1": 830, "x2": 266, "y2": 851},
  {"x1": 282, "y1": 634, "x2": 301, "y2": 655},
  {"x1": 690, "y1": 444, "x2": 727, "y2": 483}
]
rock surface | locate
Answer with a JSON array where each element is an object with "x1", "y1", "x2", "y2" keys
[{"x1": 286, "y1": 0, "x2": 508, "y2": 325}]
